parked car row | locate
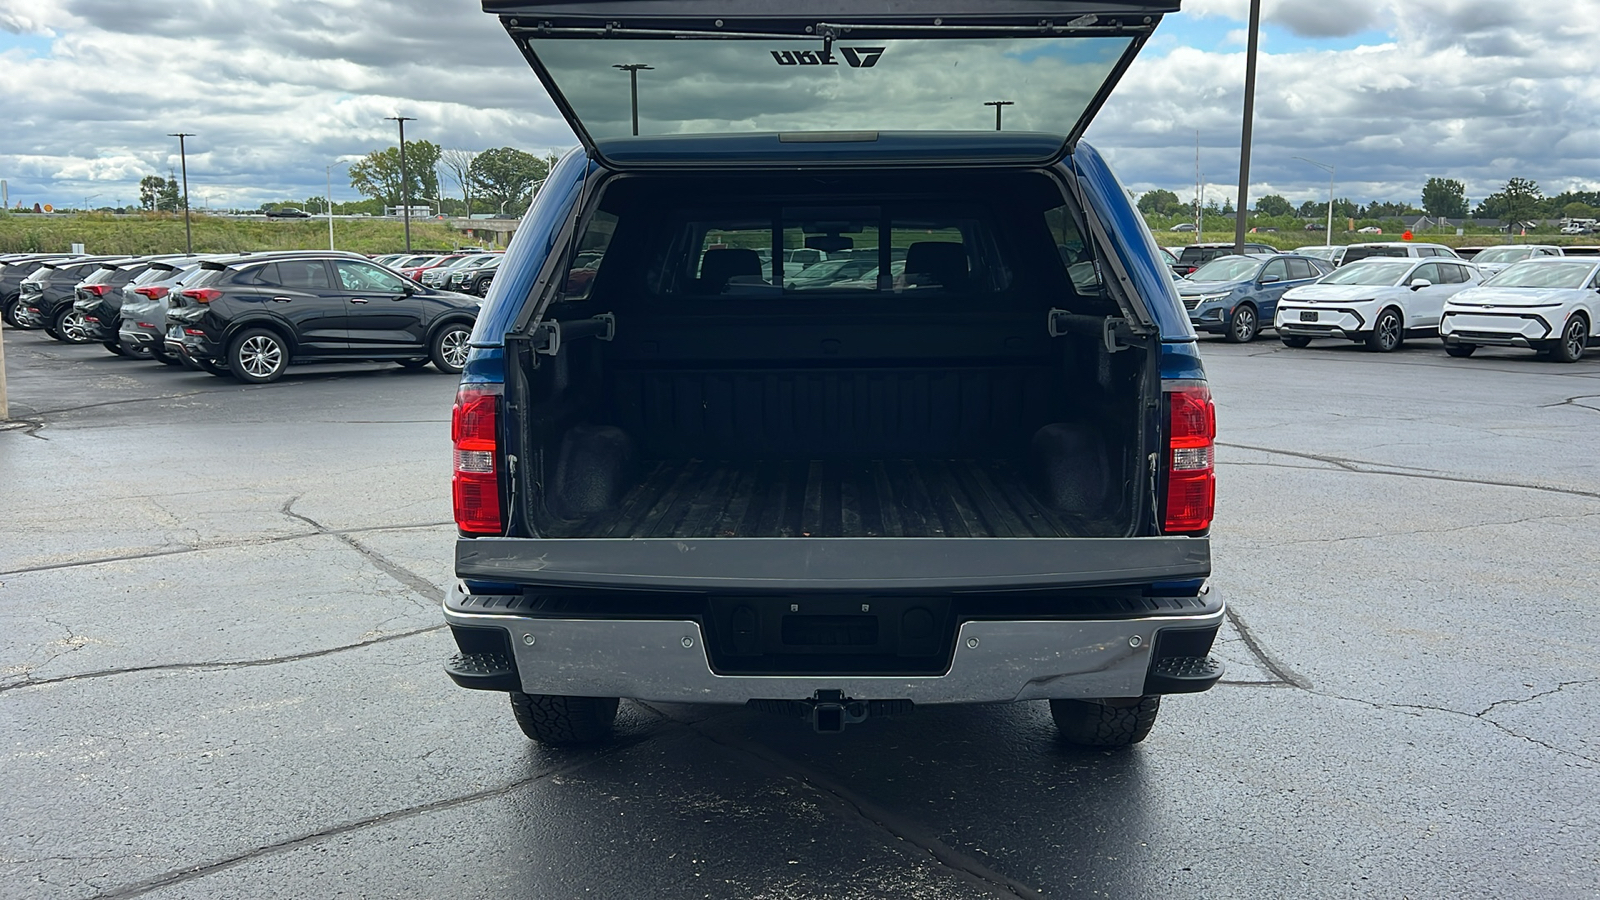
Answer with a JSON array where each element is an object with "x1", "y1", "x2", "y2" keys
[
  {"x1": 1167, "y1": 244, "x2": 1597, "y2": 361},
  {"x1": 1, "y1": 250, "x2": 484, "y2": 382},
  {"x1": 372, "y1": 250, "x2": 504, "y2": 294}
]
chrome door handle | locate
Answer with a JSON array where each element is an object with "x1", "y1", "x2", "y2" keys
[
  {"x1": 270, "y1": 296, "x2": 292, "y2": 303},
  {"x1": 349, "y1": 298, "x2": 369, "y2": 304}
]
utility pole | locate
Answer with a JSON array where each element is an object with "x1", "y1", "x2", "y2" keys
[
  {"x1": 168, "y1": 132, "x2": 195, "y2": 253},
  {"x1": 385, "y1": 116, "x2": 417, "y2": 251},
  {"x1": 1233, "y1": 0, "x2": 1261, "y2": 255},
  {"x1": 326, "y1": 164, "x2": 336, "y2": 250},
  {"x1": 612, "y1": 64, "x2": 653, "y2": 136},
  {"x1": 984, "y1": 100, "x2": 1014, "y2": 131}
]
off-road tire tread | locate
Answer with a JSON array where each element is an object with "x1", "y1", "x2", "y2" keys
[
  {"x1": 509, "y1": 692, "x2": 619, "y2": 745},
  {"x1": 1050, "y1": 696, "x2": 1161, "y2": 747}
]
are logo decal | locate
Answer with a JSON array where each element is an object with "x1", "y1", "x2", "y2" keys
[{"x1": 771, "y1": 47, "x2": 886, "y2": 68}]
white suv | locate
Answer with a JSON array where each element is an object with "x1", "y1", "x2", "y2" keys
[
  {"x1": 1469, "y1": 244, "x2": 1563, "y2": 278},
  {"x1": 1441, "y1": 258, "x2": 1600, "y2": 362},
  {"x1": 1275, "y1": 257, "x2": 1482, "y2": 352},
  {"x1": 1340, "y1": 242, "x2": 1461, "y2": 266}
]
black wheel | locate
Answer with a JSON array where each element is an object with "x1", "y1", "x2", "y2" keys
[
  {"x1": 1049, "y1": 696, "x2": 1161, "y2": 747},
  {"x1": 196, "y1": 357, "x2": 231, "y2": 377},
  {"x1": 53, "y1": 307, "x2": 95, "y2": 344},
  {"x1": 1444, "y1": 343, "x2": 1476, "y2": 358},
  {"x1": 103, "y1": 341, "x2": 127, "y2": 357},
  {"x1": 1551, "y1": 314, "x2": 1589, "y2": 363},
  {"x1": 1365, "y1": 307, "x2": 1404, "y2": 352},
  {"x1": 151, "y1": 346, "x2": 184, "y2": 367},
  {"x1": 227, "y1": 328, "x2": 289, "y2": 383},
  {"x1": 1, "y1": 296, "x2": 18, "y2": 327},
  {"x1": 509, "y1": 692, "x2": 619, "y2": 746},
  {"x1": 396, "y1": 358, "x2": 431, "y2": 370},
  {"x1": 1280, "y1": 335, "x2": 1312, "y2": 348},
  {"x1": 1224, "y1": 305, "x2": 1259, "y2": 343},
  {"x1": 429, "y1": 322, "x2": 473, "y2": 374}
]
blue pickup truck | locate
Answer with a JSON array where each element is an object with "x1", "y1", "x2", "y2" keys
[{"x1": 442, "y1": 0, "x2": 1222, "y2": 748}]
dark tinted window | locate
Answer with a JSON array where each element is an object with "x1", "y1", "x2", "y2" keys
[
  {"x1": 335, "y1": 260, "x2": 409, "y2": 293},
  {"x1": 1260, "y1": 259, "x2": 1288, "y2": 282},
  {"x1": 1287, "y1": 258, "x2": 1315, "y2": 280},
  {"x1": 1342, "y1": 246, "x2": 1408, "y2": 264},
  {"x1": 1412, "y1": 263, "x2": 1442, "y2": 284},
  {"x1": 276, "y1": 259, "x2": 332, "y2": 290}
]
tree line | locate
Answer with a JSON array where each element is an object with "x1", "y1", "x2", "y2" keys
[
  {"x1": 133, "y1": 144, "x2": 559, "y2": 218},
  {"x1": 1139, "y1": 177, "x2": 1600, "y2": 225}
]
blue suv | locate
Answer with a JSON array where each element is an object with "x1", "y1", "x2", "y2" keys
[
  {"x1": 441, "y1": 0, "x2": 1223, "y2": 749},
  {"x1": 1177, "y1": 252, "x2": 1333, "y2": 342}
]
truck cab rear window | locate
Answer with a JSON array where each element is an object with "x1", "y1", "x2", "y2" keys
[{"x1": 646, "y1": 208, "x2": 1011, "y2": 297}]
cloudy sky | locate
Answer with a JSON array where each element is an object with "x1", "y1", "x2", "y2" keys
[{"x1": 1, "y1": 0, "x2": 1596, "y2": 212}]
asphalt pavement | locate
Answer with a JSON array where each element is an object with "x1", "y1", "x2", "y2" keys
[{"x1": 2, "y1": 326, "x2": 1597, "y2": 899}]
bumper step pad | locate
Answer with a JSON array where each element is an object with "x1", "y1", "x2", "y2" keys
[{"x1": 1145, "y1": 655, "x2": 1224, "y2": 694}]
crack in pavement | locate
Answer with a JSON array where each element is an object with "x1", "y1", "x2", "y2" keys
[
  {"x1": 279, "y1": 497, "x2": 445, "y2": 602},
  {"x1": 83, "y1": 734, "x2": 656, "y2": 900},
  {"x1": 0, "y1": 625, "x2": 444, "y2": 695},
  {"x1": 638, "y1": 702, "x2": 1045, "y2": 900},
  {"x1": 1541, "y1": 394, "x2": 1600, "y2": 415},
  {"x1": 1475, "y1": 678, "x2": 1599, "y2": 719},
  {"x1": 1231, "y1": 509, "x2": 1600, "y2": 550},
  {"x1": 1222, "y1": 604, "x2": 1311, "y2": 690},
  {"x1": 1218, "y1": 441, "x2": 1600, "y2": 500},
  {"x1": 1306, "y1": 687, "x2": 1599, "y2": 768},
  {"x1": 0, "y1": 519, "x2": 453, "y2": 578}
]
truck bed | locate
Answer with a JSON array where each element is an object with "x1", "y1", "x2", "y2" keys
[{"x1": 563, "y1": 458, "x2": 1103, "y2": 539}]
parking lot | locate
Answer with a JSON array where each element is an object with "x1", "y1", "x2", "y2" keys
[{"x1": 2, "y1": 326, "x2": 1597, "y2": 898}]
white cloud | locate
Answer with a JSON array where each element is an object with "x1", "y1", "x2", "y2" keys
[{"x1": 0, "y1": 0, "x2": 1596, "y2": 211}]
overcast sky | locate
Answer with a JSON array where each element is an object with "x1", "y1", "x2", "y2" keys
[{"x1": 1, "y1": 0, "x2": 1596, "y2": 212}]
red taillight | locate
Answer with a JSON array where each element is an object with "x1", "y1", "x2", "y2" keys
[
  {"x1": 181, "y1": 288, "x2": 222, "y2": 303},
  {"x1": 452, "y1": 384, "x2": 503, "y2": 535},
  {"x1": 82, "y1": 284, "x2": 111, "y2": 297},
  {"x1": 1163, "y1": 383, "x2": 1216, "y2": 534},
  {"x1": 183, "y1": 327, "x2": 206, "y2": 336},
  {"x1": 135, "y1": 286, "x2": 170, "y2": 300}
]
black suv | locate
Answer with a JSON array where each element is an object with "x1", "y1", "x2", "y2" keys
[
  {"x1": 166, "y1": 251, "x2": 481, "y2": 383},
  {"x1": 16, "y1": 257, "x2": 132, "y2": 342}
]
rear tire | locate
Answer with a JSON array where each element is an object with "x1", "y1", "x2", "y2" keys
[
  {"x1": 152, "y1": 346, "x2": 184, "y2": 367},
  {"x1": 396, "y1": 358, "x2": 430, "y2": 370},
  {"x1": 1050, "y1": 696, "x2": 1161, "y2": 747},
  {"x1": 1365, "y1": 307, "x2": 1403, "y2": 352},
  {"x1": 509, "y1": 692, "x2": 619, "y2": 746},
  {"x1": 196, "y1": 357, "x2": 231, "y2": 377},
  {"x1": 104, "y1": 341, "x2": 127, "y2": 357},
  {"x1": 53, "y1": 307, "x2": 94, "y2": 344},
  {"x1": 1444, "y1": 343, "x2": 1476, "y2": 358},
  {"x1": 1551, "y1": 314, "x2": 1589, "y2": 363},
  {"x1": 227, "y1": 328, "x2": 289, "y2": 383},
  {"x1": 1280, "y1": 335, "x2": 1312, "y2": 348},
  {"x1": 429, "y1": 322, "x2": 473, "y2": 374},
  {"x1": 1224, "y1": 305, "x2": 1259, "y2": 343}
]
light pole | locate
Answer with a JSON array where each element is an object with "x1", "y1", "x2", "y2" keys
[
  {"x1": 1233, "y1": 0, "x2": 1261, "y2": 255},
  {"x1": 81, "y1": 193, "x2": 101, "y2": 213},
  {"x1": 422, "y1": 196, "x2": 441, "y2": 218},
  {"x1": 612, "y1": 64, "x2": 653, "y2": 136},
  {"x1": 168, "y1": 132, "x2": 194, "y2": 253},
  {"x1": 385, "y1": 116, "x2": 417, "y2": 251},
  {"x1": 984, "y1": 100, "x2": 1014, "y2": 131},
  {"x1": 1295, "y1": 156, "x2": 1336, "y2": 246},
  {"x1": 326, "y1": 163, "x2": 337, "y2": 250}
]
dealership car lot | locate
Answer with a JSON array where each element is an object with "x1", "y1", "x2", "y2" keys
[{"x1": 2, "y1": 326, "x2": 1597, "y2": 898}]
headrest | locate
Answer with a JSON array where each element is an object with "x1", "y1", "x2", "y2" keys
[
  {"x1": 904, "y1": 241, "x2": 969, "y2": 290},
  {"x1": 698, "y1": 248, "x2": 763, "y2": 292}
]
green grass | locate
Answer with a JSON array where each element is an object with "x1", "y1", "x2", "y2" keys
[{"x1": 0, "y1": 212, "x2": 470, "y2": 255}]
